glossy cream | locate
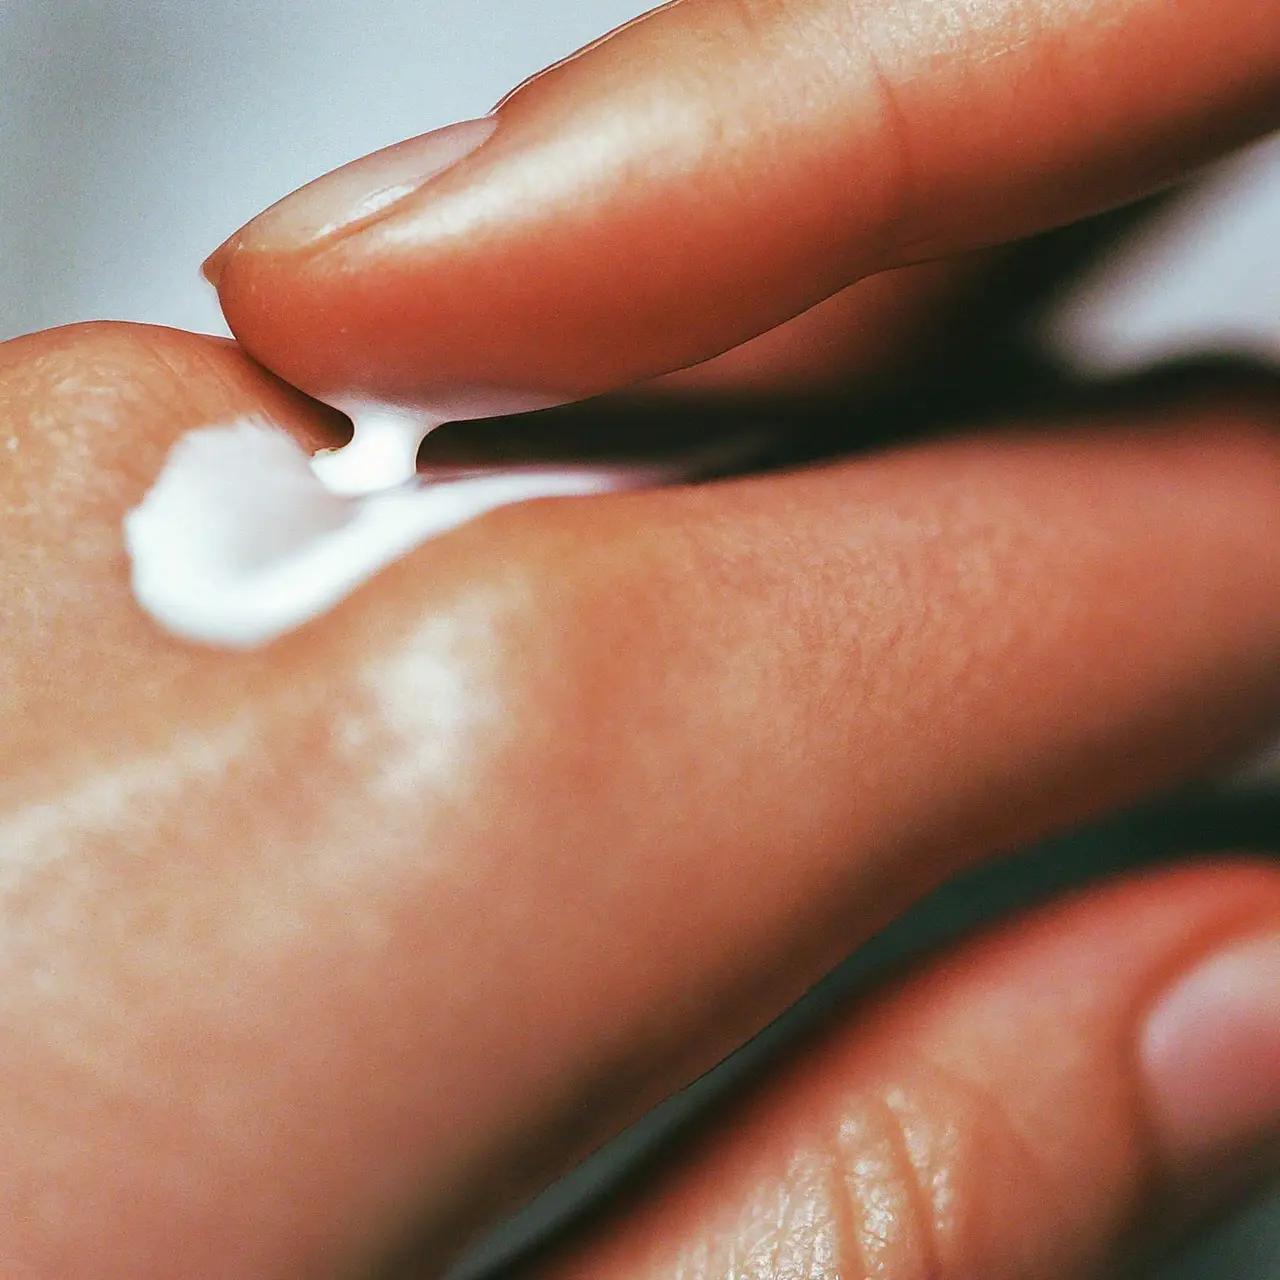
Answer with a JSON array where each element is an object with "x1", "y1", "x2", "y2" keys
[{"x1": 124, "y1": 418, "x2": 667, "y2": 649}]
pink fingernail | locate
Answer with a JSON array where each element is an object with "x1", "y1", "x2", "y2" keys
[
  {"x1": 203, "y1": 115, "x2": 499, "y2": 281},
  {"x1": 1141, "y1": 931, "x2": 1280, "y2": 1163}
]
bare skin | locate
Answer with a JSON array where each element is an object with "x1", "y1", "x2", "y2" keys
[
  {"x1": 3, "y1": 0, "x2": 1280, "y2": 1274},
  {"x1": 4, "y1": 320, "x2": 1280, "y2": 1277}
]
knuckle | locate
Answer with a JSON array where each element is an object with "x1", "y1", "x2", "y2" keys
[{"x1": 823, "y1": 1066, "x2": 1060, "y2": 1280}]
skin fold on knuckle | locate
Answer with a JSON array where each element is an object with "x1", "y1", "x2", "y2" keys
[
  {"x1": 598, "y1": 1064, "x2": 1070, "y2": 1280},
  {"x1": 826, "y1": 1066, "x2": 1069, "y2": 1280}
]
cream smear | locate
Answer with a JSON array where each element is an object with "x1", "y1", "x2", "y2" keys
[{"x1": 124, "y1": 418, "x2": 670, "y2": 649}]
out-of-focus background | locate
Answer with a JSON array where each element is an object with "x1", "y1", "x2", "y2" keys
[{"x1": 1, "y1": 3, "x2": 1277, "y2": 1277}]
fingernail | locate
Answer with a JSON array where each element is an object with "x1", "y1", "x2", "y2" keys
[
  {"x1": 1141, "y1": 931, "x2": 1280, "y2": 1163},
  {"x1": 202, "y1": 114, "x2": 499, "y2": 283}
]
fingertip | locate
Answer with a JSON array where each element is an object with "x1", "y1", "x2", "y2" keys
[
  {"x1": 512, "y1": 860, "x2": 1280, "y2": 1280},
  {"x1": 201, "y1": 240, "x2": 231, "y2": 288}
]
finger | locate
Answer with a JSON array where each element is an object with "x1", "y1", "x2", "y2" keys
[
  {"x1": 6, "y1": 325, "x2": 1280, "y2": 1277},
  {"x1": 640, "y1": 258, "x2": 985, "y2": 399},
  {"x1": 413, "y1": 255, "x2": 990, "y2": 469},
  {"x1": 206, "y1": 0, "x2": 1280, "y2": 416},
  {"x1": 509, "y1": 862, "x2": 1280, "y2": 1280}
]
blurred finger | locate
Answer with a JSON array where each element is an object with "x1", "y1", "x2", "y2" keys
[{"x1": 509, "y1": 862, "x2": 1280, "y2": 1280}]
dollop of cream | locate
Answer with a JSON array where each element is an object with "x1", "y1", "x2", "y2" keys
[
  {"x1": 310, "y1": 407, "x2": 440, "y2": 495},
  {"x1": 124, "y1": 419, "x2": 664, "y2": 649}
]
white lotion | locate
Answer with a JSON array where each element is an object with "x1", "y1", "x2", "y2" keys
[
  {"x1": 316, "y1": 393, "x2": 569, "y2": 496},
  {"x1": 125, "y1": 419, "x2": 668, "y2": 649},
  {"x1": 309, "y1": 407, "x2": 434, "y2": 496}
]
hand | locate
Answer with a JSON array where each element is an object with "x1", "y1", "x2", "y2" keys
[{"x1": 3, "y1": 0, "x2": 1279, "y2": 1275}]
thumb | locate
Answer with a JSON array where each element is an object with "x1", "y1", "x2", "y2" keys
[{"x1": 206, "y1": 0, "x2": 1279, "y2": 420}]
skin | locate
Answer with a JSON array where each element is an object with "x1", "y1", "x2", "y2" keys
[
  {"x1": 514, "y1": 864, "x2": 1280, "y2": 1280},
  {"x1": 4, "y1": 323, "x2": 1280, "y2": 1278},
  {"x1": 3, "y1": 0, "x2": 1280, "y2": 1275}
]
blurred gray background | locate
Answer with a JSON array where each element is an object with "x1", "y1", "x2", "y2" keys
[{"x1": 1, "y1": 3, "x2": 1277, "y2": 1277}]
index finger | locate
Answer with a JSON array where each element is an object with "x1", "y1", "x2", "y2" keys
[{"x1": 207, "y1": 0, "x2": 1280, "y2": 415}]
